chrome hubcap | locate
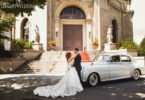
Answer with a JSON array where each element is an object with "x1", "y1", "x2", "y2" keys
[
  {"x1": 133, "y1": 70, "x2": 140, "y2": 80},
  {"x1": 89, "y1": 73, "x2": 98, "y2": 86}
]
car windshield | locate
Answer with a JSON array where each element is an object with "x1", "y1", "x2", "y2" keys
[{"x1": 94, "y1": 55, "x2": 110, "y2": 62}]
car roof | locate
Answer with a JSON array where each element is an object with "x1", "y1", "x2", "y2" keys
[{"x1": 101, "y1": 53, "x2": 131, "y2": 57}]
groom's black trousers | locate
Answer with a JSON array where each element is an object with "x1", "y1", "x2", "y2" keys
[{"x1": 76, "y1": 69, "x2": 82, "y2": 82}]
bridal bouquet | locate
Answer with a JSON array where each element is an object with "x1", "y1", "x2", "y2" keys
[{"x1": 48, "y1": 40, "x2": 56, "y2": 46}]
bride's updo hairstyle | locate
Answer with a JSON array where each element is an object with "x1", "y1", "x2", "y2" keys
[{"x1": 66, "y1": 52, "x2": 71, "y2": 61}]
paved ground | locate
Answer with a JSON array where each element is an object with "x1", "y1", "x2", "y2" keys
[{"x1": 0, "y1": 74, "x2": 145, "y2": 100}]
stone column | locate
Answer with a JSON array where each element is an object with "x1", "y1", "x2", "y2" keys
[
  {"x1": 54, "y1": 18, "x2": 60, "y2": 50},
  {"x1": 97, "y1": 0, "x2": 101, "y2": 51},
  {"x1": 47, "y1": 0, "x2": 53, "y2": 50},
  {"x1": 86, "y1": 19, "x2": 92, "y2": 51},
  {"x1": 93, "y1": 0, "x2": 97, "y2": 41}
]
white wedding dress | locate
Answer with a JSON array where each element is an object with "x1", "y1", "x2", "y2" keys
[{"x1": 33, "y1": 61, "x2": 83, "y2": 98}]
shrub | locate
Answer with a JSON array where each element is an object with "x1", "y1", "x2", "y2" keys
[
  {"x1": 138, "y1": 47, "x2": 145, "y2": 56},
  {"x1": 11, "y1": 39, "x2": 32, "y2": 51},
  {"x1": 24, "y1": 41, "x2": 32, "y2": 49},
  {"x1": 0, "y1": 43, "x2": 4, "y2": 52},
  {"x1": 140, "y1": 38, "x2": 145, "y2": 50},
  {"x1": 11, "y1": 39, "x2": 24, "y2": 51},
  {"x1": 0, "y1": 43, "x2": 14, "y2": 58},
  {"x1": 138, "y1": 38, "x2": 145, "y2": 56},
  {"x1": 116, "y1": 38, "x2": 138, "y2": 50}
]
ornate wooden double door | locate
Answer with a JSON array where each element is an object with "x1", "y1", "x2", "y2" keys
[{"x1": 63, "y1": 25, "x2": 83, "y2": 51}]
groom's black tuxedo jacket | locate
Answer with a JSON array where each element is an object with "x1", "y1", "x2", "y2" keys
[{"x1": 73, "y1": 54, "x2": 82, "y2": 71}]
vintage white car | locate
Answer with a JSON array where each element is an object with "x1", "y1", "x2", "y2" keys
[{"x1": 81, "y1": 54, "x2": 145, "y2": 86}]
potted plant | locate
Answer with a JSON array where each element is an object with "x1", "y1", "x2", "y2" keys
[
  {"x1": 92, "y1": 41, "x2": 99, "y2": 50},
  {"x1": 48, "y1": 40, "x2": 56, "y2": 50}
]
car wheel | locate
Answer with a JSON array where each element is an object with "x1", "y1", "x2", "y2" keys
[
  {"x1": 87, "y1": 73, "x2": 99, "y2": 87},
  {"x1": 132, "y1": 69, "x2": 140, "y2": 80}
]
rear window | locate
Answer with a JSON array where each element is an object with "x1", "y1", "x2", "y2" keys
[{"x1": 121, "y1": 55, "x2": 131, "y2": 62}]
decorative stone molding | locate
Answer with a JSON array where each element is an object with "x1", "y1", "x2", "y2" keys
[
  {"x1": 125, "y1": 10, "x2": 134, "y2": 18},
  {"x1": 86, "y1": 0, "x2": 94, "y2": 7},
  {"x1": 55, "y1": 0, "x2": 92, "y2": 19},
  {"x1": 107, "y1": 0, "x2": 126, "y2": 12}
]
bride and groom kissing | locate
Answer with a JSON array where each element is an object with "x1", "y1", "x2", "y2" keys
[{"x1": 34, "y1": 48, "x2": 83, "y2": 98}]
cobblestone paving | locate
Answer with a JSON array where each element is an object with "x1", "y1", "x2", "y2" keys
[{"x1": 0, "y1": 74, "x2": 145, "y2": 100}]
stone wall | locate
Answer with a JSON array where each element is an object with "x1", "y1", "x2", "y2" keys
[
  {"x1": 99, "y1": 0, "x2": 122, "y2": 49},
  {"x1": 122, "y1": 11, "x2": 134, "y2": 39},
  {"x1": 0, "y1": 58, "x2": 25, "y2": 74},
  {"x1": 99, "y1": 0, "x2": 133, "y2": 50},
  {"x1": 0, "y1": 51, "x2": 42, "y2": 74}
]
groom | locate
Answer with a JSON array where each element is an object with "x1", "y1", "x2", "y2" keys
[{"x1": 73, "y1": 48, "x2": 82, "y2": 81}]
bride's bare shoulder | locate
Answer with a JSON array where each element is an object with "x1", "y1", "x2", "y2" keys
[{"x1": 70, "y1": 54, "x2": 77, "y2": 60}]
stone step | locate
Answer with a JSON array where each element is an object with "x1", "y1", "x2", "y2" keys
[{"x1": 14, "y1": 51, "x2": 68, "y2": 74}]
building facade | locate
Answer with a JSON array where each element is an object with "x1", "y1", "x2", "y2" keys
[{"x1": 15, "y1": 0, "x2": 134, "y2": 51}]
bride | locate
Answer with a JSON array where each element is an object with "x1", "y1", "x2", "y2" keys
[{"x1": 33, "y1": 52, "x2": 83, "y2": 98}]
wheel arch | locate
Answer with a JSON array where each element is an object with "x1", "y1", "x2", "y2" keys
[{"x1": 135, "y1": 68, "x2": 142, "y2": 75}]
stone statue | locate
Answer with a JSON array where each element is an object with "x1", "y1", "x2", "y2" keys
[
  {"x1": 106, "y1": 25, "x2": 113, "y2": 43},
  {"x1": 35, "y1": 25, "x2": 40, "y2": 43}
]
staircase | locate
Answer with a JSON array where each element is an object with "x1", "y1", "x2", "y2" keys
[
  {"x1": 80, "y1": 51, "x2": 92, "y2": 63},
  {"x1": 15, "y1": 51, "x2": 68, "y2": 74}
]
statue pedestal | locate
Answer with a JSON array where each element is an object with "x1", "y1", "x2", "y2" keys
[
  {"x1": 104, "y1": 43, "x2": 116, "y2": 52},
  {"x1": 32, "y1": 43, "x2": 43, "y2": 51}
]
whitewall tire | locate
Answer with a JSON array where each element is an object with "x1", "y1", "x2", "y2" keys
[
  {"x1": 132, "y1": 69, "x2": 140, "y2": 80},
  {"x1": 87, "y1": 73, "x2": 99, "y2": 87}
]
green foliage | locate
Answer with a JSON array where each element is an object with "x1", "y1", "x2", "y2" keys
[
  {"x1": 0, "y1": 17, "x2": 15, "y2": 33},
  {"x1": 0, "y1": 17, "x2": 15, "y2": 41},
  {"x1": 11, "y1": 39, "x2": 32, "y2": 51},
  {"x1": 0, "y1": 42, "x2": 13, "y2": 58},
  {"x1": 138, "y1": 38, "x2": 145, "y2": 56},
  {"x1": 140, "y1": 38, "x2": 145, "y2": 50},
  {"x1": 11, "y1": 39, "x2": 24, "y2": 51},
  {"x1": 0, "y1": 0, "x2": 47, "y2": 16},
  {"x1": 24, "y1": 41, "x2": 32, "y2": 49},
  {"x1": 116, "y1": 38, "x2": 145, "y2": 56},
  {"x1": 116, "y1": 38, "x2": 138, "y2": 50},
  {"x1": 0, "y1": 42, "x2": 4, "y2": 52},
  {"x1": 138, "y1": 47, "x2": 145, "y2": 56}
]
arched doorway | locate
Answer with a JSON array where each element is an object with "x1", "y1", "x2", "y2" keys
[
  {"x1": 112, "y1": 20, "x2": 118, "y2": 43},
  {"x1": 21, "y1": 18, "x2": 30, "y2": 41},
  {"x1": 60, "y1": 6, "x2": 86, "y2": 51}
]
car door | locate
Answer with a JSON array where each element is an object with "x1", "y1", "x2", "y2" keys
[
  {"x1": 94, "y1": 55, "x2": 110, "y2": 81},
  {"x1": 120, "y1": 55, "x2": 132, "y2": 76},
  {"x1": 109, "y1": 55, "x2": 125, "y2": 80}
]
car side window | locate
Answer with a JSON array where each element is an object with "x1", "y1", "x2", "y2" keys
[
  {"x1": 103, "y1": 55, "x2": 110, "y2": 62},
  {"x1": 121, "y1": 55, "x2": 131, "y2": 62},
  {"x1": 110, "y1": 56, "x2": 120, "y2": 62}
]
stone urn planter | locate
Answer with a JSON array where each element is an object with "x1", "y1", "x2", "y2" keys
[
  {"x1": 92, "y1": 41, "x2": 99, "y2": 51},
  {"x1": 92, "y1": 46, "x2": 98, "y2": 51},
  {"x1": 48, "y1": 40, "x2": 56, "y2": 51},
  {"x1": 50, "y1": 45, "x2": 56, "y2": 51}
]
